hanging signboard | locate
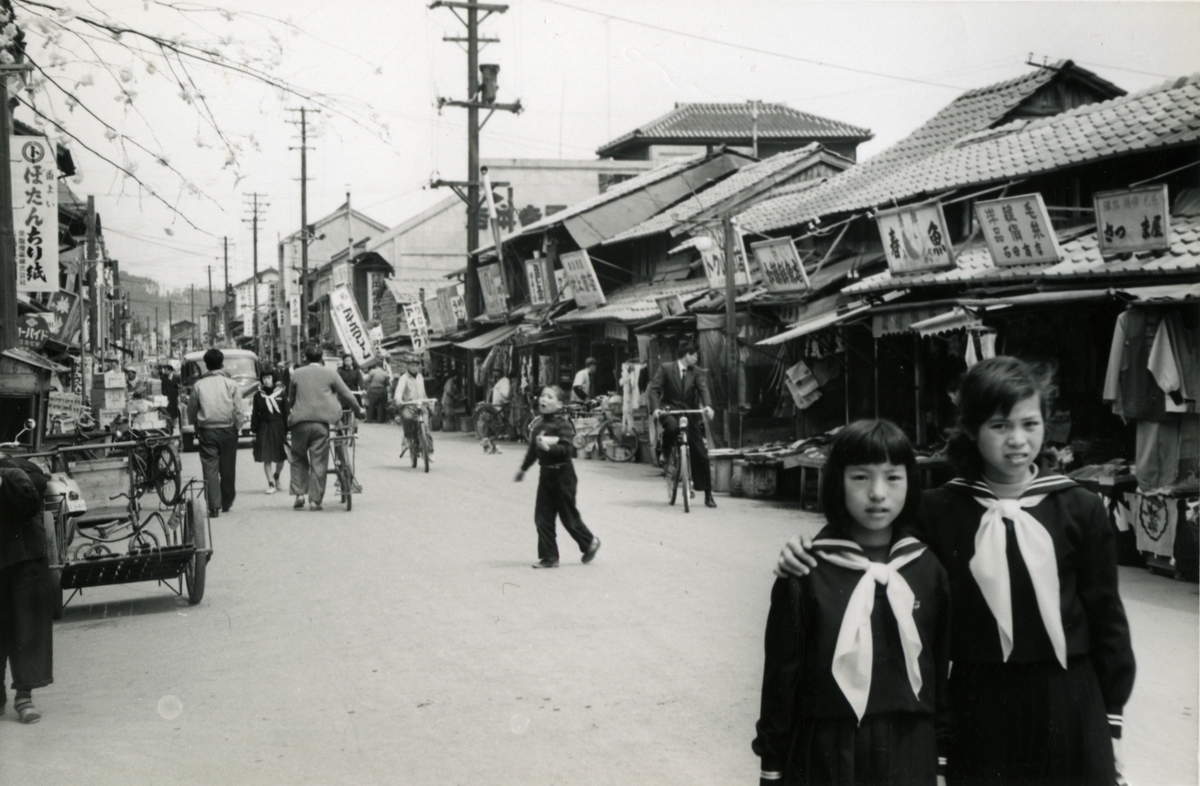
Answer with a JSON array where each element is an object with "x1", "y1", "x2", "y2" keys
[
  {"x1": 449, "y1": 293, "x2": 467, "y2": 326},
  {"x1": 17, "y1": 314, "x2": 49, "y2": 350},
  {"x1": 559, "y1": 250, "x2": 606, "y2": 307},
  {"x1": 403, "y1": 303, "x2": 431, "y2": 352},
  {"x1": 975, "y1": 193, "x2": 1062, "y2": 266},
  {"x1": 437, "y1": 286, "x2": 460, "y2": 330},
  {"x1": 695, "y1": 224, "x2": 752, "y2": 290},
  {"x1": 478, "y1": 263, "x2": 508, "y2": 315},
  {"x1": 329, "y1": 284, "x2": 376, "y2": 366},
  {"x1": 656, "y1": 294, "x2": 686, "y2": 318},
  {"x1": 876, "y1": 203, "x2": 955, "y2": 276},
  {"x1": 12, "y1": 137, "x2": 58, "y2": 293},
  {"x1": 1094, "y1": 184, "x2": 1171, "y2": 256},
  {"x1": 424, "y1": 297, "x2": 448, "y2": 335},
  {"x1": 525, "y1": 257, "x2": 554, "y2": 307},
  {"x1": 48, "y1": 289, "x2": 80, "y2": 343},
  {"x1": 750, "y1": 236, "x2": 810, "y2": 292},
  {"x1": 288, "y1": 295, "x2": 301, "y2": 327},
  {"x1": 604, "y1": 321, "x2": 629, "y2": 342}
]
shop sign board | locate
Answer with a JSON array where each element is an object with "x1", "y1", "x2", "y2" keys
[
  {"x1": 12, "y1": 137, "x2": 58, "y2": 293},
  {"x1": 48, "y1": 289, "x2": 80, "y2": 343},
  {"x1": 17, "y1": 314, "x2": 49, "y2": 350},
  {"x1": 403, "y1": 303, "x2": 430, "y2": 352},
  {"x1": 424, "y1": 297, "x2": 448, "y2": 335},
  {"x1": 750, "y1": 236, "x2": 810, "y2": 292},
  {"x1": 286, "y1": 295, "x2": 300, "y2": 328},
  {"x1": 437, "y1": 286, "x2": 461, "y2": 329},
  {"x1": 478, "y1": 263, "x2": 508, "y2": 315},
  {"x1": 876, "y1": 203, "x2": 956, "y2": 276},
  {"x1": 330, "y1": 284, "x2": 375, "y2": 366},
  {"x1": 695, "y1": 224, "x2": 751, "y2": 290},
  {"x1": 975, "y1": 193, "x2": 1061, "y2": 266},
  {"x1": 525, "y1": 257, "x2": 555, "y2": 307},
  {"x1": 656, "y1": 294, "x2": 686, "y2": 318},
  {"x1": 1093, "y1": 184, "x2": 1171, "y2": 256},
  {"x1": 604, "y1": 321, "x2": 629, "y2": 342},
  {"x1": 449, "y1": 292, "x2": 467, "y2": 325},
  {"x1": 559, "y1": 250, "x2": 605, "y2": 307}
]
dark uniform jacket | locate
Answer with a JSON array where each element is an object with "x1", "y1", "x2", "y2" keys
[
  {"x1": 647, "y1": 361, "x2": 713, "y2": 413},
  {"x1": 520, "y1": 414, "x2": 576, "y2": 471},
  {"x1": 0, "y1": 460, "x2": 48, "y2": 569}
]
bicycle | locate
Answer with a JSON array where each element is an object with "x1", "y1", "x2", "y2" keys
[
  {"x1": 567, "y1": 398, "x2": 640, "y2": 463},
  {"x1": 474, "y1": 401, "x2": 519, "y2": 452},
  {"x1": 112, "y1": 414, "x2": 183, "y2": 507},
  {"x1": 656, "y1": 409, "x2": 708, "y2": 513},
  {"x1": 400, "y1": 398, "x2": 438, "y2": 473},
  {"x1": 330, "y1": 408, "x2": 360, "y2": 511}
]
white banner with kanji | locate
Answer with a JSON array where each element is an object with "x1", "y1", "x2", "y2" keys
[
  {"x1": 12, "y1": 137, "x2": 58, "y2": 292},
  {"x1": 559, "y1": 250, "x2": 605, "y2": 307},
  {"x1": 1094, "y1": 185, "x2": 1171, "y2": 256},
  {"x1": 330, "y1": 284, "x2": 376, "y2": 366},
  {"x1": 403, "y1": 303, "x2": 431, "y2": 352}
]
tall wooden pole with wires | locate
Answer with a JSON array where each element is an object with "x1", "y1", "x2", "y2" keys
[
  {"x1": 287, "y1": 108, "x2": 316, "y2": 353},
  {"x1": 243, "y1": 192, "x2": 268, "y2": 356},
  {"x1": 223, "y1": 236, "x2": 230, "y2": 346}
]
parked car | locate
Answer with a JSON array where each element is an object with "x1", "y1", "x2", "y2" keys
[{"x1": 178, "y1": 348, "x2": 261, "y2": 451}]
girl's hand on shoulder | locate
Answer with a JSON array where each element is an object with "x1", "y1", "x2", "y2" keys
[{"x1": 775, "y1": 535, "x2": 817, "y2": 578}]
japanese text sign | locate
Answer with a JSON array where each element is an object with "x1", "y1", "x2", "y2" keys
[
  {"x1": 330, "y1": 284, "x2": 375, "y2": 366},
  {"x1": 876, "y1": 203, "x2": 955, "y2": 276},
  {"x1": 403, "y1": 303, "x2": 430, "y2": 352},
  {"x1": 525, "y1": 258, "x2": 555, "y2": 307},
  {"x1": 437, "y1": 286, "x2": 462, "y2": 330},
  {"x1": 48, "y1": 289, "x2": 80, "y2": 343},
  {"x1": 750, "y1": 236, "x2": 810, "y2": 292},
  {"x1": 1094, "y1": 185, "x2": 1171, "y2": 256},
  {"x1": 13, "y1": 137, "x2": 59, "y2": 293},
  {"x1": 695, "y1": 224, "x2": 751, "y2": 290},
  {"x1": 449, "y1": 292, "x2": 467, "y2": 325},
  {"x1": 559, "y1": 250, "x2": 606, "y2": 307},
  {"x1": 975, "y1": 193, "x2": 1061, "y2": 266},
  {"x1": 288, "y1": 295, "x2": 301, "y2": 327},
  {"x1": 17, "y1": 314, "x2": 49, "y2": 350},
  {"x1": 424, "y1": 297, "x2": 448, "y2": 335},
  {"x1": 478, "y1": 263, "x2": 508, "y2": 315}
]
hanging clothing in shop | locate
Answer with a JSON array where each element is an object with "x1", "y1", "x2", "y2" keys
[
  {"x1": 1103, "y1": 309, "x2": 1168, "y2": 421},
  {"x1": 1148, "y1": 311, "x2": 1198, "y2": 413},
  {"x1": 963, "y1": 328, "x2": 997, "y2": 368},
  {"x1": 620, "y1": 361, "x2": 645, "y2": 432},
  {"x1": 1132, "y1": 491, "x2": 1182, "y2": 560},
  {"x1": 1135, "y1": 417, "x2": 1200, "y2": 490}
]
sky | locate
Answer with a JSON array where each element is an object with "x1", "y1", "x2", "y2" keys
[{"x1": 12, "y1": 0, "x2": 1200, "y2": 293}]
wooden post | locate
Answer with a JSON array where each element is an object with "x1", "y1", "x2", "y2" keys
[
  {"x1": 914, "y1": 333, "x2": 925, "y2": 447},
  {"x1": 723, "y1": 214, "x2": 738, "y2": 448},
  {"x1": 0, "y1": 74, "x2": 15, "y2": 351}
]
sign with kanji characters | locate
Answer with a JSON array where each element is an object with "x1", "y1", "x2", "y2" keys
[
  {"x1": 449, "y1": 292, "x2": 467, "y2": 325},
  {"x1": 17, "y1": 314, "x2": 49, "y2": 350},
  {"x1": 656, "y1": 294, "x2": 686, "y2": 318},
  {"x1": 424, "y1": 297, "x2": 448, "y2": 335},
  {"x1": 1094, "y1": 185, "x2": 1171, "y2": 256},
  {"x1": 12, "y1": 137, "x2": 58, "y2": 293},
  {"x1": 437, "y1": 286, "x2": 461, "y2": 330},
  {"x1": 478, "y1": 263, "x2": 508, "y2": 315},
  {"x1": 403, "y1": 303, "x2": 430, "y2": 352},
  {"x1": 288, "y1": 295, "x2": 301, "y2": 327},
  {"x1": 330, "y1": 284, "x2": 376, "y2": 366},
  {"x1": 876, "y1": 203, "x2": 956, "y2": 276},
  {"x1": 975, "y1": 193, "x2": 1061, "y2": 266},
  {"x1": 695, "y1": 224, "x2": 751, "y2": 290},
  {"x1": 750, "y1": 236, "x2": 810, "y2": 292},
  {"x1": 559, "y1": 250, "x2": 606, "y2": 307},
  {"x1": 48, "y1": 289, "x2": 80, "y2": 343},
  {"x1": 525, "y1": 257, "x2": 555, "y2": 307}
]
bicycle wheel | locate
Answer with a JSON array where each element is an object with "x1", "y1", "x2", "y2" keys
[
  {"x1": 475, "y1": 410, "x2": 492, "y2": 441},
  {"x1": 680, "y1": 443, "x2": 691, "y2": 513},
  {"x1": 339, "y1": 465, "x2": 353, "y2": 511},
  {"x1": 410, "y1": 432, "x2": 419, "y2": 468},
  {"x1": 153, "y1": 444, "x2": 183, "y2": 506},
  {"x1": 599, "y1": 422, "x2": 639, "y2": 463},
  {"x1": 665, "y1": 447, "x2": 680, "y2": 505},
  {"x1": 421, "y1": 425, "x2": 431, "y2": 473}
]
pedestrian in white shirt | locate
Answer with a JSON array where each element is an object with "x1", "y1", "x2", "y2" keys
[{"x1": 571, "y1": 357, "x2": 597, "y2": 404}]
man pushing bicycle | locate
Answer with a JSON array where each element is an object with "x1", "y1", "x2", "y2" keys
[{"x1": 648, "y1": 339, "x2": 717, "y2": 509}]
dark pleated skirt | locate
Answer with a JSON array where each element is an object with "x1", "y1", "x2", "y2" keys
[
  {"x1": 254, "y1": 420, "x2": 288, "y2": 463},
  {"x1": 947, "y1": 657, "x2": 1114, "y2": 786},
  {"x1": 785, "y1": 712, "x2": 938, "y2": 786}
]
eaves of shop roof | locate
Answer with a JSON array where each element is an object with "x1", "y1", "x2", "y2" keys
[
  {"x1": 844, "y1": 213, "x2": 1200, "y2": 295},
  {"x1": 741, "y1": 61, "x2": 1125, "y2": 233},
  {"x1": 596, "y1": 102, "x2": 872, "y2": 157},
  {"x1": 554, "y1": 279, "x2": 711, "y2": 325},
  {"x1": 383, "y1": 277, "x2": 451, "y2": 304},
  {"x1": 601, "y1": 145, "x2": 854, "y2": 245}
]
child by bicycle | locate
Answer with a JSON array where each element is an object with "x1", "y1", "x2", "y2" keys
[{"x1": 514, "y1": 385, "x2": 601, "y2": 569}]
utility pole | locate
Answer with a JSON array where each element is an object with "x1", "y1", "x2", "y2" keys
[
  {"x1": 190, "y1": 283, "x2": 195, "y2": 352},
  {"x1": 0, "y1": 65, "x2": 30, "y2": 352},
  {"x1": 207, "y1": 265, "x2": 214, "y2": 345},
  {"x1": 723, "y1": 214, "x2": 739, "y2": 448},
  {"x1": 167, "y1": 300, "x2": 173, "y2": 358},
  {"x1": 430, "y1": 1, "x2": 521, "y2": 320},
  {"x1": 286, "y1": 108, "x2": 317, "y2": 351},
  {"x1": 243, "y1": 192, "x2": 269, "y2": 356},
  {"x1": 223, "y1": 236, "x2": 230, "y2": 346},
  {"x1": 86, "y1": 196, "x2": 98, "y2": 354}
]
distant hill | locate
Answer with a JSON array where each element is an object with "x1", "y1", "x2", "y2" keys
[{"x1": 121, "y1": 272, "x2": 221, "y2": 338}]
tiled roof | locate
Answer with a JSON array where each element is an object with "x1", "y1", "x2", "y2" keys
[
  {"x1": 741, "y1": 62, "x2": 1125, "y2": 233},
  {"x1": 597, "y1": 102, "x2": 872, "y2": 157},
  {"x1": 602, "y1": 144, "x2": 853, "y2": 245},
  {"x1": 555, "y1": 279, "x2": 710, "y2": 324},
  {"x1": 843, "y1": 214, "x2": 1200, "y2": 294}
]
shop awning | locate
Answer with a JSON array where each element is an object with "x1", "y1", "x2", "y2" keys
[
  {"x1": 757, "y1": 303, "x2": 871, "y2": 346},
  {"x1": 454, "y1": 324, "x2": 520, "y2": 351},
  {"x1": 1, "y1": 348, "x2": 69, "y2": 373},
  {"x1": 909, "y1": 307, "x2": 984, "y2": 337}
]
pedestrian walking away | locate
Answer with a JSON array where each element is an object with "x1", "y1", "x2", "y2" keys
[
  {"x1": 288, "y1": 344, "x2": 367, "y2": 511},
  {"x1": 363, "y1": 363, "x2": 391, "y2": 424},
  {"x1": 251, "y1": 368, "x2": 289, "y2": 494},
  {"x1": 0, "y1": 457, "x2": 55, "y2": 724},
  {"x1": 754, "y1": 420, "x2": 950, "y2": 785},
  {"x1": 187, "y1": 348, "x2": 244, "y2": 517},
  {"x1": 514, "y1": 385, "x2": 600, "y2": 569},
  {"x1": 648, "y1": 338, "x2": 718, "y2": 508},
  {"x1": 777, "y1": 357, "x2": 1135, "y2": 784}
]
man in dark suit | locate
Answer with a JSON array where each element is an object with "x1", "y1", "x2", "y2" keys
[{"x1": 648, "y1": 339, "x2": 717, "y2": 508}]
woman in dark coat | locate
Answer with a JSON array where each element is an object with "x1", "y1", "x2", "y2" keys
[
  {"x1": 251, "y1": 368, "x2": 290, "y2": 493},
  {"x1": 0, "y1": 457, "x2": 53, "y2": 723}
]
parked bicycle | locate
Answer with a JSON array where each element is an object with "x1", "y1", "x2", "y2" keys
[
  {"x1": 656, "y1": 408, "x2": 707, "y2": 512},
  {"x1": 566, "y1": 398, "x2": 640, "y2": 462},
  {"x1": 474, "y1": 401, "x2": 520, "y2": 452},
  {"x1": 330, "y1": 408, "x2": 360, "y2": 511},
  {"x1": 111, "y1": 415, "x2": 183, "y2": 507},
  {"x1": 399, "y1": 398, "x2": 438, "y2": 473}
]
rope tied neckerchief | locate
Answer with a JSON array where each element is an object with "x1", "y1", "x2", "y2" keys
[
  {"x1": 815, "y1": 536, "x2": 928, "y2": 722},
  {"x1": 261, "y1": 386, "x2": 282, "y2": 415}
]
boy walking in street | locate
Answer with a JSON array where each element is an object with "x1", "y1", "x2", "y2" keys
[
  {"x1": 187, "y1": 348, "x2": 243, "y2": 517},
  {"x1": 514, "y1": 385, "x2": 600, "y2": 569}
]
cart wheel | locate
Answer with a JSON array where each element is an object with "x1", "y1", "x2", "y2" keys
[
  {"x1": 153, "y1": 444, "x2": 183, "y2": 506},
  {"x1": 665, "y1": 448, "x2": 680, "y2": 505},
  {"x1": 185, "y1": 499, "x2": 208, "y2": 605}
]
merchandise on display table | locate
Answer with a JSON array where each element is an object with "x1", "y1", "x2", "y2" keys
[
  {"x1": 1129, "y1": 481, "x2": 1199, "y2": 581},
  {"x1": 1069, "y1": 461, "x2": 1141, "y2": 566}
]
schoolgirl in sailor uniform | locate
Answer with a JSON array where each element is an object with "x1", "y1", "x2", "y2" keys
[{"x1": 754, "y1": 420, "x2": 951, "y2": 785}]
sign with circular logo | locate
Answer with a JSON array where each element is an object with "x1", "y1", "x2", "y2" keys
[{"x1": 21, "y1": 140, "x2": 46, "y2": 165}]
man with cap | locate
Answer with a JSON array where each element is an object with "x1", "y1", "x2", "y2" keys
[{"x1": 571, "y1": 357, "x2": 598, "y2": 405}]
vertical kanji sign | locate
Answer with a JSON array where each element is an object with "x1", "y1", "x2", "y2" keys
[
  {"x1": 13, "y1": 137, "x2": 58, "y2": 293},
  {"x1": 1094, "y1": 185, "x2": 1171, "y2": 256},
  {"x1": 559, "y1": 250, "x2": 606, "y2": 307},
  {"x1": 875, "y1": 203, "x2": 955, "y2": 276},
  {"x1": 403, "y1": 303, "x2": 430, "y2": 352},
  {"x1": 975, "y1": 193, "x2": 1062, "y2": 266}
]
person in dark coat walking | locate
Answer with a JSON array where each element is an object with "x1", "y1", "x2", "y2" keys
[
  {"x1": 251, "y1": 368, "x2": 289, "y2": 494},
  {"x1": 514, "y1": 385, "x2": 600, "y2": 569},
  {"x1": 648, "y1": 339, "x2": 717, "y2": 508},
  {"x1": 336, "y1": 355, "x2": 365, "y2": 400},
  {"x1": 0, "y1": 457, "x2": 53, "y2": 723}
]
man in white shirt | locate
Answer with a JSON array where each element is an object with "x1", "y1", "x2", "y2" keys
[
  {"x1": 393, "y1": 358, "x2": 431, "y2": 457},
  {"x1": 571, "y1": 357, "x2": 597, "y2": 404}
]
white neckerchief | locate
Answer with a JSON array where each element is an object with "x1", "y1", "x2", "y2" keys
[
  {"x1": 261, "y1": 386, "x2": 282, "y2": 414},
  {"x1": 815, "y1": 536, "x2": 928, "y2": 722},
  {"x1": 948, "y1": 475, "x2": 1072, "y2": 669}
]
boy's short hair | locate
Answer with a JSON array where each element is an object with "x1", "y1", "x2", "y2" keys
[
  {"x1": 304, "y1": 345, "x2": 324, "y2": 364},
  {"x1": 585, "y1": 357, "x2": 598, "y2": 368},
  {"x1": 818, "y1": 419, "x2": 921, "y2": 534},
  {"x1": 677, "y1": 339, "x2": 698, "y2": 357},
  {"x1": 540, "y1": 384, "x2": 566, "y2": 403},
  {"x1": 203, "y1": 348, "x2": 224, "y2": 371}
]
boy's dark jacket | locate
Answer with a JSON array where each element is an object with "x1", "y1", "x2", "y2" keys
[
  {"x1": 520, "y1": 413, "x2": 576, "y2": 470},
  {"x1": 753, "y1": 525, "x2": 951, "y2": 774}
]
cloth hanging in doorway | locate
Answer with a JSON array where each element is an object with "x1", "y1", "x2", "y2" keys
[
  {"x1": 1148, "y1": 310, "x2": 1198, "y2": 413},
  {"x1": 620, "y1": 361, "x2": 645, "y2": 431},
  {"x1": 964, "y1": 328, "x2": 997, "y2": 368},
  {"x1": 1103, "y1": 309, "x2": 1168, "y2": 421}
]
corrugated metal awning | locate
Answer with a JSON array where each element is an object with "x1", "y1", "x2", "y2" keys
[
  {"x1": 453, "y1": 324, "x2": 520, "y2": 351},
  {"x1": 757, "y1": 303, "x2": 871, "y2": 346},
  {"x1": 909, "y1": 307, "x2": 983, "y2": 336}
]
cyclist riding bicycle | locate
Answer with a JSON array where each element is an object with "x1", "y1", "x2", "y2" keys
[
  {"x1": 393, "y1": 357, "x2": 433, "y2": 460},
  {"x1": 648, "y1": 339, "x2": 717, "y2": 509}
]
